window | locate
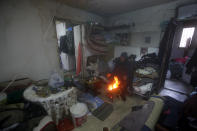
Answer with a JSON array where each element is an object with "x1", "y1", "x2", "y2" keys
[{"x1": 179, "y1": 27, "x2": 195, "y2": 48}]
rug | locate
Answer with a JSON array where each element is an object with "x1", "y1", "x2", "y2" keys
[{"x1": 92, "y1": 102, "x2": 113, "y2": 121}]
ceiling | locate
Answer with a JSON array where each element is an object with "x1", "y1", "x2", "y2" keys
[{"x1": 57, "y1": 0, "x2": 176, "y2": 17}]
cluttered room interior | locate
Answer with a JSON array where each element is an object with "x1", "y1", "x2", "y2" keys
[{"x1": 1, "y1": 0, "x2": 197, "y2": 131}]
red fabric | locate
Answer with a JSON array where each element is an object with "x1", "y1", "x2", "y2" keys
[
  {"x1": 163, "y1": 109, "x2": 171, "y2": 115},
  {"x1": 76, "y1": 43, "x2": 82, "y2": 75},
  {"x1": 57, "y1": 118, "x2": 74, "y2": 131},
  {"x1": 40, "y1": 121, "x2": 57, "y2": 131},
  {"x1": 174, "y1": 56, "x2": 188, "y2": 64}
]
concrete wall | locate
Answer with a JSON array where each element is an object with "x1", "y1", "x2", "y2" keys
[
  {"x1": 0, "y1": 0, "x2": 103, "y2": 82},
  {"x1": 108, "y1": 0, "x2": 196, "y2": 57},
  {"x1": 114, "y1": 46, "x2": 159, "y2": 61}
]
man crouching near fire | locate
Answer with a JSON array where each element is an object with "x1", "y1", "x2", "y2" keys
[{"x1": 110, "y1": 52, "x2": 135, "y2": 101}]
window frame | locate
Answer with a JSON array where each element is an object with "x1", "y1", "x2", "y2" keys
[
  {"x1": 177, "y1": 20, "x2": 197, "y2": 49},
  {"x1": 178, "y1": 26, "x2": 195, "y2": 48}
]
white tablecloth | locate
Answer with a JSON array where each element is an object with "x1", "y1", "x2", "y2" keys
[{"x1": 23, "y1": 85, "x2": 77, "y2": 123}]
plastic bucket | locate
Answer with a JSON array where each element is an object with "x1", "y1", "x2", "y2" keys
[{"x1": 70, "y1": 103, "x2": 88, "y2": 127}]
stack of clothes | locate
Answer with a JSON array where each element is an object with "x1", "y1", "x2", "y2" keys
[
  {"x1": 0, "y1": 102, "x2": 57, "y2": 131},
  {"x1": 133, "y1": 53, "x2": 160, "y2": 98},
  {"x1": 157, "y1": 95, "x2": 197, "y2": 131},
  {"x1": 112, "y1": 96, "x2": 164, "y2": 131}
]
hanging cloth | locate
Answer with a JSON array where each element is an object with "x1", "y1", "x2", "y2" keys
[
  {"x1": 76, "y1": 43, "x2": 82, "y2": 75},
  {"x1": 59, "y1": 31, "x2": 75, "y2": 55}
]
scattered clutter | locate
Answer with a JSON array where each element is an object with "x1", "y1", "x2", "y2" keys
[
  {"x1": 78, "y1": 93, "x2": 104, "y2": 112},
  {"x1": 0, "y1": 101, "x2": 48, "y2": 131},
  {"x1": 33, "y1": 116, "x2": 57, "y2": 131},
  {"x1": 1, "y1": 1, "x2": 197, "y2": 131},
  {"x1": 86, "y1": 24, "x2": 131, "y2": 55},
  {"x1": 57, "y1": 118, "x2": 74, "y2": 131},
  {"x1": 48, "y1": 72, "x2": 64, "y2": 88},
  {"x1": 0, "y1": 71, "x2": 114, "y2": 130},
  {"x1": 23, "y1": 85, "x2": 77, "y2": 124},
  {"x1": 134, "y1": 83, "x2": 153, "y2": 95},
  {"x1": 133, "y1": 53, "x2": 160, "y2": 99},
  {"x1": 92, "y1": 102, "x2": 114, "y2": 121},
  {"x1": 111, "y1": 96, "x2": 164, "y2": 131},
  {"x1": 70, "y1": 103, "x2": 88, "y2": 127}
]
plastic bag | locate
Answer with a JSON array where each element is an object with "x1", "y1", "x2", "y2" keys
[{"x1": 48, "y1": 72, "x2": 64, "y2": 88}]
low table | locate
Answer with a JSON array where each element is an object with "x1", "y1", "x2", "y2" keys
[{"x1": 23, "y1": 85, "x2": 77, "y2": 123}]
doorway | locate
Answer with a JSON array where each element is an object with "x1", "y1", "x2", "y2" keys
[
  {"x1": 161, "y1": 20, "x2": 197, "y2": 101},
  {"x1": 55, "y1": 19, "x2": 76, "y2": 72}
]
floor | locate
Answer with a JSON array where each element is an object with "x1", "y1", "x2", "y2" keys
[
  {"x1": 164, "y1": 79, "x2": 193, "y2": 94},
  {"x1": 159, "y1": 79, "x2": 193, "y2": 102},
  {"x1": 73, "y1": 95, "x2": 144, "y2": 131},
  {"x1": 73, "y1": 79, "x2": 192, "y2": 131}
]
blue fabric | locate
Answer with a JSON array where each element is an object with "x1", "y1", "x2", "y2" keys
[{"x1": 141, "y1": 125, "x2": 151, "y2": 131}]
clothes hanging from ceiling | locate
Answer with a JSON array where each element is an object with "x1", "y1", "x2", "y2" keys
[
  {"x1": 76, "y1": 43, "x2": 82, "y2": 76},
  {"x1": 59, "y1": 31, "x2": 75, "y2": 55},
  {"x1": 85, "y1": 25, "x2": 108, "y2": 55}
]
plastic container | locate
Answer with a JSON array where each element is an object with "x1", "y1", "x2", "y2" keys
[
  {"x1": 57, "y1": 118, "x2": 74, "y2": 131},
  {"x1": 70, "y1": 103, "x2": 88, "y2": 127}
]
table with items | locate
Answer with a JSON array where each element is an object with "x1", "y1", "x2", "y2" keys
[{"x1": 23, "y1": 85, "x2": 77, "y2": 123}]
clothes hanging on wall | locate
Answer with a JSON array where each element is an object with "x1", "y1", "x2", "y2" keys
[
  {"x1": 190, "y1": 26, "x2": 197, "y2": 48},
  {"x1": 186, "y1": 49, "x2": 197, "y2": 74},
  {"x1": 186, "y1": 49, "x2": 197, "y2": 87},
  {"x1": 85, "y1": 25, "x2": 108, "y2": 55},
  {"x1": 60, "y1": 31, "x2": 75, "y2": 55},
  {"x1": 76, "y1": 43, "x2": 82, "y2": 75},
  {"x1": 60, "y1": 53, "x2": 75, "y2": 71}
]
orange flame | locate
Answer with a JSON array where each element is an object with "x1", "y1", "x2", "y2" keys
[{"x1": 108, "y1": 76, "x2": 120, "y2": 91}]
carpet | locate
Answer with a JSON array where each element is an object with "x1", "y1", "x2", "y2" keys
[{"x1": 92, "y1": 102, "x2": 113, "y2": 121}]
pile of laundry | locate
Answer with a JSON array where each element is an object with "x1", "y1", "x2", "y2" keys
[
  {"x1": 0, "y1": 102, "x2": 53, "y2": 131},
  {"x1": 85, "y1": 24, "x2": 130, "y2": 55},
  {"x1": 133, "y1": 53, "x2": 160, "y2": 97},
  {"x1": 136, "y1": 67, "x2": 159, "y2": 79},
  {"x1": 136, "y1": 53, "x2": 160, "y2": 69},
  {"x1": 85, "y1": 24, "x2": 109, "y2": 55}
]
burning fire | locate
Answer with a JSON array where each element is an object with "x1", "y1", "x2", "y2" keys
[{"x1": 108, "y1": 76, "x2": 120, "y2": 91}]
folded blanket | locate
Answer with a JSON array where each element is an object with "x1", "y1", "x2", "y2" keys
[{"x1": 119, "y1": 101, "x2": 155, "y2": 131}]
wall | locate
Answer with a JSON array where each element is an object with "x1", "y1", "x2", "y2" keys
[
  {"x1": 0, "y1": 0, "x2": 104, "y2": 82},
  {"x1": 114, "y1": 46, "x2": 159, "y2": 61},
  {"x1": 107, "y1": 0, "x2": 196, "y2": 57},
  {"x1": 170, "y1": 25, "x2": 197, "y2": 59}
]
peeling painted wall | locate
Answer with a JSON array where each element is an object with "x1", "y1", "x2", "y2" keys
[
  {"x1": 0, "y1": 0, "x2": 103, "y2": 82},
  {"x1": 109, "y1": 0, "x2": 196, "y2": 47},
  {"x1": 56, "y1": 0, "x2": 175, "y2": 16},
  {"x1": 107, "y1": 0, "x2": 196, "y2": 58}
]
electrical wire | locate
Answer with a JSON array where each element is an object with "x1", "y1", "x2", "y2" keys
[{"x1": 1, "y1": 73, "x2": 29, "y2": 93}]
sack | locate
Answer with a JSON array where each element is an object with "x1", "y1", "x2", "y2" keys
[{"x1": 48, "y1": 72, "x2": 64, "y2": 88}]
